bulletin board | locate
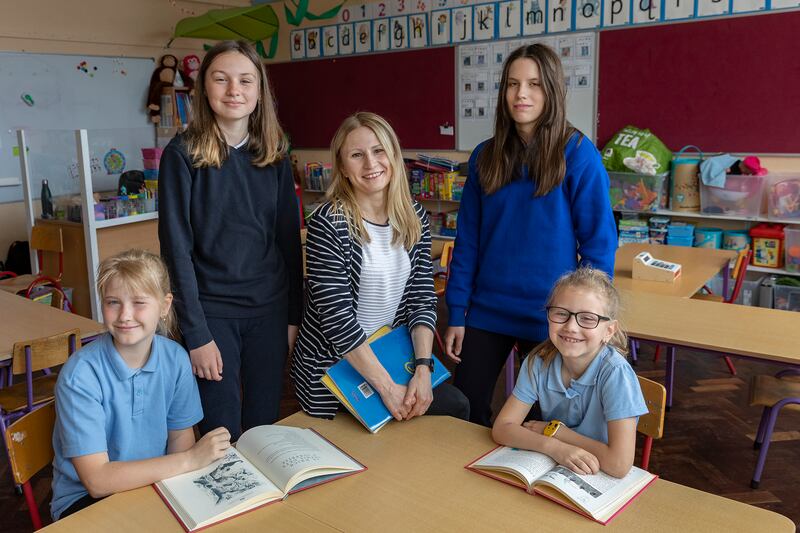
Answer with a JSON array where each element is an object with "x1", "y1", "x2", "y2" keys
[
  {"x1": 456, "y1": 32, "x2": 598, "y2": 151},
  {"x1": 267, "y1": 47, "x2": 456, "y2": 150},
  {"x1": 0, "y1": 52, "x2": 154, "y2": 204},
  {"x1": 597, "y1": 11, "x2": 800, "y2": 153}
]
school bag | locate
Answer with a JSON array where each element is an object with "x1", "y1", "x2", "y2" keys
[
  {"x1": 118, "y1": 170, "x2": 146, "y2": 195},
  {"x1": 4, "y1": 240, "x2": 31, "y2": 275}
]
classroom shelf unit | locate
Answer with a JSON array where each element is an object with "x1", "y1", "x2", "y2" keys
[{"x1": 17, "y1": 127, "x2": 159, "y2": 319}]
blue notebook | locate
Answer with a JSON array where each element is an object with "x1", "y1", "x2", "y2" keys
[{"x1": 322, "y1": 325, "x2": 451, "y2": 433}]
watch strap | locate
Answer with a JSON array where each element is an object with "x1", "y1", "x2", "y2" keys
[{"x1": 413, "y1": 357, "x2": 434, "y2": 371}]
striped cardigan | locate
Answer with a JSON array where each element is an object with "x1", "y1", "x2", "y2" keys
[{"x1": 290, "y1": 201, "x2": 437, "y2": 418}]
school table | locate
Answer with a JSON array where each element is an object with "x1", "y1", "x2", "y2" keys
[
  {"x1": 41, "y1": 412, "x2": 794, "y2": 533},
  {"x1": 0, "y1": 289, "x2": 105, "y2": 363},
  {"x1": 620, "y1": 289, "x2": 800, "y2": 407},
  {"x1": 614, "y1": 243, "x2": 737, "y2": 298}
]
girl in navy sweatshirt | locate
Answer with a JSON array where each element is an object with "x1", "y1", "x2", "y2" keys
[
  {"x1": 444, "y1": 44, "x2": 617, "y2": 426},
  {"x1": 158, "y1": 41, "x2": 302, "y2": 440}
]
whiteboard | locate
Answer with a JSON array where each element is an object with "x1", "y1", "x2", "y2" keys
[
  {"x1": 0, "y1": 52, "x2": 154, "y2": 203},
  {"x1": 456, "y1": 32, "x2": 597, "y2": 152}
]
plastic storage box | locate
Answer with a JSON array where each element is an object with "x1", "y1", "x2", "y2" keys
[
  {"x1": 706, "y1": 275, "x2": 762, "y2": 306},
  {"x1": 699, "y1": 175, "x2": 766, "y2": 217},
  {"x1": 784, "y1": 227, "x2": 800, "y2": 273},
  {"x1": 608, "y1": 171, "x2": 669, "y2": 212},
  {"x1": 773, "y1": 284, "x2": 800, "y2": 312},
  {"x1": 766, "y1": 175, "x2": 800, "y2": 220}
]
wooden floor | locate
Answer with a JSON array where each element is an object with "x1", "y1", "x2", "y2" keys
[{"x1": 2, "y1": 342, "x2": 799, "y2": 531}]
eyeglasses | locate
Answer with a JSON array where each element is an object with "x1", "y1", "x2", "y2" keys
[{"x1": 546, "y1": 306, "x2": 610, "y2": 330}]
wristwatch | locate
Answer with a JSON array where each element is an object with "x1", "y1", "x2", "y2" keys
[
  {"x1": 543, "y1": 420, "x2": 563, "y2": 438},
  {"x1": 413, "y1": 357, "x2": 434, "y2": 373}
]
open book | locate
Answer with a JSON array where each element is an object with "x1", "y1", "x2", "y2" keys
[
  {"x1": 321, "y1": 325, "x2": 451, "y2": 433},
  {"x1": 154, "y1": 425, "x2": 365, "y2": 532},
  {"x1": 467, "y1": 446, "x2": 656, "y2": 525}
]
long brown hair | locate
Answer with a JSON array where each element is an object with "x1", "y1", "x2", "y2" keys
[
  {"x1": 326, "y1": 112, "x2": 421, "y2": 249},
  {"x1": 529, "y1": 267, "x2": 628, "y2": 377},
  {"x1": 478, "y1": 43, "x2": 580, "y2": 196},
  {"x1": 96, "y1": 249, "x2": 178, "y2": 339},
  {"x1": 184, "y1": 40, "x2": 288, "y2": 168}
]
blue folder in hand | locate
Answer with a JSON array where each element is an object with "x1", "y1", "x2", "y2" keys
[{"x1": 321, "y1": 325, "x2": 451, "y2": 433}]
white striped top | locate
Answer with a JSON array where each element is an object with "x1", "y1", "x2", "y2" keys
[
  {"x1": 356, "y1": 221, "x2": 411, "y2": 337},
  {"x1": 290, "y1": 201, "x2": 437, "y2": 418}
]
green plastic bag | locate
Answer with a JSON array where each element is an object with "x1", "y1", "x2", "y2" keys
[{"x1": 601, "y1": 126, "x2": 672, "y2": 176}]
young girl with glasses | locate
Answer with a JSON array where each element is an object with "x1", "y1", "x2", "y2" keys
[{"x1": 491, "y1": 268, "x2": 647, "y2": 478}]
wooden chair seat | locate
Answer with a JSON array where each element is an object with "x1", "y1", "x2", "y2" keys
[
  {"x1": 750, "y1": 375, "x2": 800, "y2": 412},
  {"x1": 0, "y1": 274, "x2": 37, "y2": 295},
  {"x1": 434, "y1": 276, "x2": 447, "y2": 295},
  {"x1": 0, "y1": 375, "x2": 59, "y2": 414}
]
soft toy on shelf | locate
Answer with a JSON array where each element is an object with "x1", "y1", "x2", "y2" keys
[
  {"x1": 146, "y1": 54, "x2": 179, "y2": 124},
  {"x1": 182, "y1": 54, "x2": 201, "y2": 92}
]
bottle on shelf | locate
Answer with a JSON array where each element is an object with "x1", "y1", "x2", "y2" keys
[{"x1": 41, "y1": 179, "x2": 53, "y2": 219}]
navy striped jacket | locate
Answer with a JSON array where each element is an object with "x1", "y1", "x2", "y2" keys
[{"x1": 290, "y1": 201, "x2": 437, "y2": 418}]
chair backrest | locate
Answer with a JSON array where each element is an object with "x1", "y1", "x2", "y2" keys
[
  {"x1": 30, "y1": 225, "x2": 64, "y2": 278},
  {"x1": 636, "y1": 375, "x2": 666, "y2": 439},
  {"x1": 727, "y1": 249, "x2": 753, "y2": 304},
  {"x1": 30, "y1": 226, "x2": 63, "y2": 254},
  {"x1": 4, "y1": 401, "x2": 56, "y2": 485},
  {"x1": 439, "y1": 241, "x2": 455, "y2": 268},
  {"x1": 11, "y1": 329, "x2": 81, "y2": 375}
]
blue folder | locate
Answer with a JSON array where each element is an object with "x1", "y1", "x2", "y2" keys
[{"x1": 322, "y1": 325, "x2": 451, "y2": 433}]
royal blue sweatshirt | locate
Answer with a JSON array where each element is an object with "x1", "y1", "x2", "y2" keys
[{"x1": 446, "y1": 134, "x2": 617, "y2": 342}]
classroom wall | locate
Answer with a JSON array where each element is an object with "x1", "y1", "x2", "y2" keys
[
  {"x1": 0, "y1": 0, "x2": 247, "y2": 259},
  {"x1": 2, "y1": 1, "x2": 800, "y2": 262}
]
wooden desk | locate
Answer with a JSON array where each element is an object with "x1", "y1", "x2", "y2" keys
[
  {"x1": 0, "y1": 290, "x2": 105, "y2": 362},
  {"x1": 621, "y1": 289, "x2": 800, "y2": 406},
  {"x1": 615, "y1": 244, "x2": 737, "y2": 298},
  {"x1": 42, "y1": 413, "x2": 794, "y2": 533}
]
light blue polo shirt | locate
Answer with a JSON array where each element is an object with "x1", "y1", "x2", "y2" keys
[
  {"x1": 513, "y1": 345, "x2": 648, "y2": 444},
  {"x1": 51, "y1": 333, "x2": 202, "y2": 520}
]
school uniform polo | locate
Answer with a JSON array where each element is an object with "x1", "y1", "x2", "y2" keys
[
  {"x1": 51, "y1": 333, "x2": 202, "y2": 520},
  {"x1": 513, "y1": 346, "x2": 647, "y2": 444}
]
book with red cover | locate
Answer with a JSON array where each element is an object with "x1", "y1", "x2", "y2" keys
[
  {"x1": 466, "y1": 445, "x2": 656, "y2": 525},
  {"x1": 154, "y1": 425, "x2": 365, "y2": 532}
]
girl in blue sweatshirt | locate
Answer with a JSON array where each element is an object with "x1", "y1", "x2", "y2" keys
[{"x1": 444, "y1": 44, "x2": 617, "y2": 426}]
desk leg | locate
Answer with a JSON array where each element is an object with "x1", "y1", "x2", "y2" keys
[
  {"x1": 630, "y1": 339, "x2": 638, "y2": 365},
  {"x1": 666, "y1": 346, "x2": 676, "y2": 410},
  {"x1": 722, "y1": 262, "x2": 731, "y2": 300}
]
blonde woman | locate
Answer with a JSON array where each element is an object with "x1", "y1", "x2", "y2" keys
[
  {"x1": 291, "y1": 112, "x2": 468, "y2": 422},
  {"x1": 158, "y1": 41, "x2": 303, "y2": 440}
]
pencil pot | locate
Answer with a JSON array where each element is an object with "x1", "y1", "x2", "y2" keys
[
  {"x1": 723, "y1": 230, "x2": 750, "y2": 252},
  {"x1": 694, "y1": 227, "x2": 723, "y2": 249},
  {"x1": 670, "y1": 145, "x2": 703, "y2": 212}
]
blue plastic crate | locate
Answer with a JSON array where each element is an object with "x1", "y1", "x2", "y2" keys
[
  {"x1": 667, "y1": 224, "x2": 694, "y2": 238},
  {"x1": 667, "y1": 235, "x2": 694, "y2": 247}
]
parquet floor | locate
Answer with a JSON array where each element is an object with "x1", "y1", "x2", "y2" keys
[{"x1": 1, "y1": 341, "x2": 798, "y2": 531}]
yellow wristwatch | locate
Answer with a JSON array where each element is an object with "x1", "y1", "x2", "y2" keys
[{"x1": 543, "y1": 420, "x2": 563, "y2": 438}]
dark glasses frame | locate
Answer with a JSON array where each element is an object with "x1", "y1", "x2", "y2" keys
[{"x1": 545, "y1": 306, "x2": 611, "y2": 330}]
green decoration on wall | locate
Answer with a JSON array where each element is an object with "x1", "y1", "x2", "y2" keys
[
  {"x1": 284, "y1": 0, "x2": 344, "y2": 27},
  {"x1": 169, "y1": 4, "x2": 280, "y2": 58}
]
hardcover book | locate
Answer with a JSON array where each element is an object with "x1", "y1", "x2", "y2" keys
[
  {"x1": 467, "y1": 446, "x2": 656, "y2": 525},
  {"x1": 321, "y1": 325, "x2": 451, "y2": 433},
  {"x1": 155, "y1": 425, "x2": 365, "y2": 531}
]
